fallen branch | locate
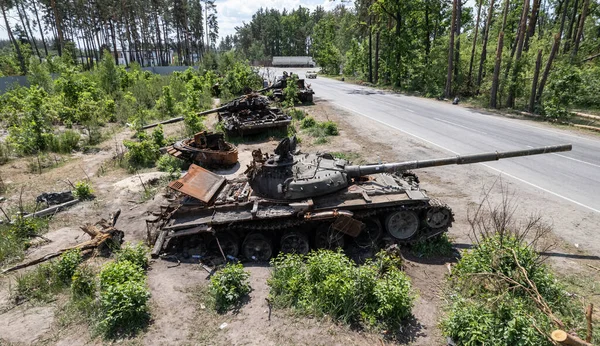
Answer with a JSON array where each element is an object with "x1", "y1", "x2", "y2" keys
[
  {"x1": 586, "y1": 303, "x2": 593, "y2": 343},
  {"x1": 551, "y1": 330, "x2": 592, "y2": 346},
  {"x1": 2, "y1": 212, "x2": 124, "y2": 274}
]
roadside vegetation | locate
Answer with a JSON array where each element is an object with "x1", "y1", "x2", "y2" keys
[
  {"x1": 441, "y1": 188, "x2": 594, "y2": 345},
  {"x1": 268, "y1": 249, "x2": 414, "y2": 333},
  {"x1": 208, "y1": 263, "x2": 252, "y2": 313}
]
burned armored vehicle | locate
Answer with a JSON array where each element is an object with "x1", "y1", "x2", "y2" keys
[
  {"x1": 150, "y1": 138, "x2": 571, "y2": 261},
  {"x1": 165, "y1": 131, "x2": 238, "y2": 167},
  {"x1": 264, "y1": 73, "x2": 314, "y2": 103},
  {"x1": 199, "y1": 93, "x2": 291, "y2": 136}
]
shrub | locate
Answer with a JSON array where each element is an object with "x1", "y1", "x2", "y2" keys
[
  {"x1": 99, "y1": 260, "x2": 145, "y2": 290},
  {"x1": 123, "y1": 139, "x2": 160, "y2": 169},
  {"x1": 98, "y1": 259, "x2": 150, "y2": 337},
  {"x1": 73, "y1": 181, "x2": 94, "y2": 200},
  {"x1": 99, "y1": 280, "x2": 150, "y2": 337},
  {"x1": 209, "y1": 263, "x2": 251, "y2": 312},
  {"x1": 13, "y1": 262, "x2": 63, "y2": 302},
  {"x1": 151, "y1": 125, "x2": 167, "y2": 148},
  {"x1": 411, "y1": 234, "x2": 454, "y2": 258},
  {"x1": 56, "y1": 249, "x2": 83, "y2": 283},
  {"x1": 287, "y1": 108, "x2": 306, "y2": 120},
  {"x1": 71, "y1": 265, "x2": 96, "y2": 298},
  {"x1": 268, "y1": 249, "x2": 414, "y2": 330},
  {"x1": 300, "y1": 116, "x2": 316, "y2": 129},
  {"x1": 156, "y1": 154, "x2": 185, "y2": 173},
  {"x1": 441, "y1": 235, "x2": 583, "y2": 345},
  {"x1": 56, "y1": 130, "x2": 81, "y2": 153},
  {"x1": 116, "y1": 243, "x2": 149, "y2": 270},
  {"x1": 320, "y1": 121, "x2": 339, "y2": 135}
]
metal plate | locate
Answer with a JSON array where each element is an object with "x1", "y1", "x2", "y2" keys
[
  {"x1": 168, "y1": 164, "x2": 226, "y2": 203},
  {"x1": 332, "y1": 215, "x2": 364, "y2": 237}
]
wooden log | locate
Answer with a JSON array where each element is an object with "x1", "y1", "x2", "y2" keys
[
  {"x1": 586, "y1": 303, "x2": 593, "y2": 342},
  {"x1": 151, "y1": 230, "x2": 168, "y2": 258},
  {"x1": 573, "y1": 124, "x2": 600, "y2": 133},
  {"x1": 22, "y1": 199, "x2": 80, "y2": 219},
  {"x1": 551, "y1": 330, "x2": 593, "y2": 346},
  {"x1": 574, "y1": 112, "x2": 600, "y2": 121}
]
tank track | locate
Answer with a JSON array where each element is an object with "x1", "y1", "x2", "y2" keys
[{"x1": 213, "y1": 198, "x2": 454, "y2": 246}]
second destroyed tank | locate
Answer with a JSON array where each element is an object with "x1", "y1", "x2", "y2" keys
[
  {"x1": 199, "y1": 93, "x2": 291, "y2": 136},
  {"x1": 150, "y1": 138, "x2": 572, "y2": 261},
  {"x1": 165, "y1": 131, "x2": 238, "y2": 167}
]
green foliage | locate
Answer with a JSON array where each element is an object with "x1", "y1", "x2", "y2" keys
[
  {"x1": 151, "y1": 125, "x2": 168, "y2": 147},
  {"x1": 0, "y1": 224, "x2": 27, "y2": 266},
  {"x1": 99, "y1": 279, "x2": 150, "y2": 337},
  {"x1": 442, "y1": 235, "x2": 584, "y2": 345},
  {"x1": 71, "y1": 265, "x2": 96, "y2": 298},
  {"x1": 268, "y1": 250, "x2": 414, "y2": 330},
  {"x1": 8, "y1": 86, "x2": 53, "y2": 154},
  {"x1": 57, "y1": 249, "x2": 83, "y2": 283},
  {"x1": 115, "y1": 243, "x2": 149, "y2": 270},
  {"x1": 99, "y1": 260, "x2": 146, "y2": 290},
  {"x1": 283, "y1": 74, "x2": 300, "y2": 107},
  {"x1": 123, "y1": 138, "x2": 160, "y2": 170},
  {"x1": 209, "y1": 263, "x2": 251, "y2": 313},
  {"x1": 156, "y1": 154, "x2": 185, "y2": 173},
  {"x1": 411, "y1": 234, "x2": 454, "y2": 258},
  {"x1": 184, "y1": 113, "x2": 207, "y2": 136},
  {"x1": 98, "y1": 50, "x2": 120, "y2": 94},
  {"x1": 27, "y1": 57, "x2": 53, "y2": 93},
  {"x1": 13, "y1": 262, "x2": 64, "y2": 302},
  {"x1": 72, "y1": 181, "x2": 94, "y2": 200},
  {"x1": 300, "y1": 116, "x2": 316, "y2": 128},
  {"x1": 287, "y1": 108, "x2": 306, "y2": 120},
  {"x1": 48, "y1": 130, "x2": 81, "y2": 153}
]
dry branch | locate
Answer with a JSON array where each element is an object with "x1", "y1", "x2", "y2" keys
[{"x1": 1, "y1": 212, "x2": 124, "y2": 274}]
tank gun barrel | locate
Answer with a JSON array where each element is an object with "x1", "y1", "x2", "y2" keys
[
  {"x1": 197, "y1": 105, "x2": 228, "y2": 116},
  {"x1": 344, "y1": 144, "x2": 572, "y2": 177}
]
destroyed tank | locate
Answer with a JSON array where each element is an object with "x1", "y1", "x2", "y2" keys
[
  {"x1": 198, "y1": 93, "x2": 291, "y2": 136},
  {"x1": 165, "y1": 131, "x2": 238, "y2": 167},
  {"x1": 150, "y1": 138, "x2": 572, "y2": 261},
  {"x1": 261, "y1": 73, "x2": 314, "y2": 103}
]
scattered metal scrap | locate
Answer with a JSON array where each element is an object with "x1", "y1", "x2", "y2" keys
[
  {"x1": 1, "y1": 210, "x2": 124, "y2": 274},
  {"x1": 36, "y1": 191, "x2": 74, "y2": 207},
  {"x1": 165, "y1": 131, "x2": 238, "y2": 167}
]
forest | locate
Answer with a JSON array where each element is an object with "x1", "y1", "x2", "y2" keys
[
  {"x1": 234, "y1": 0, "x2": 600, "y2": 116},
  {"x1": 1, "y1": 0, "x2": 599, "y2": 116}
]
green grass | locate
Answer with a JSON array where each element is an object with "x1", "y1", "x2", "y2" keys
[{"x1": 410, "y1": 234, "x2": 455, "y2": 258}]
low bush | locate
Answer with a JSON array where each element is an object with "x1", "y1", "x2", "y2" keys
[
  {"x1": 0, "y1": 217, "x2": 48, "y2": 266},
  {"x1": 300, "y1": 116, "x2": 316, "y2": 129},
  {"x1": 56, "y1": 249, "x2": 83, "y2": 283},
  {"x1": 156, "y1": 154, "x2": 185, "y2": 173},
  {"x1": 98, "y1": 259, "x2": 150, "y2": 337},
  {"x1": 71, "y1": 265, "x2": 96, "y2": 298},
  {"x1": 123, "y1": 139, "x2": 160, "y2": 170},
  {"x1": 209, "y1": 263, "x2": 251, "y2": 313},
  {"x1": 411, "y1": 234, "x2": 454, "y2": 258},
  {"x1": 441, "y1": 234, "x2": 584, "y2": 345},
  {"x1": 299, "y1": 117, "x2": 339, "y2": 143},
  {"x1": 115, "y1": 243, "x2": 149, "y2": 270},
  {"x1": 268, "y1": 249, "x2": 414, "y2": 330},
  {"x1": 287, "y1": 108, "x2": 306, "y2": 120},
  {"x1": 73, "y1": 181, "x2": 94, "y2": 200}
]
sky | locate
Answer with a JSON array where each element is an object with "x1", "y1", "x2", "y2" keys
[{"x1": 0, "y1": 0, "x2": 340, "y2": 43}]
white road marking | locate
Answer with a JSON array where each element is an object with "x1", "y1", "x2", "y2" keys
[
  {"x1": 525, "y1": 145, "x2": 600, "y2": 169},
  {"x1": 434, "y1": 117, "x2": 488, "y2": 135},
  {"x1": 332, "y1": 102, "x2": 600, "y2": 215}
]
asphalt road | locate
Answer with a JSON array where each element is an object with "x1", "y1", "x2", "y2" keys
[{"x1": 274, "y1": 68, "x2": 600, "y2": 217}]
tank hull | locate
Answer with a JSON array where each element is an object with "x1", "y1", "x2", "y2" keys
[
  {"x1": 165, "y1": 132, "x2": 238, "y2": 167},
  {"x1": 150, "y1": 167, "x2": 453, "y2": 261}
]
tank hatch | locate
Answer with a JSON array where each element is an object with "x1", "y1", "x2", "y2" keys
[{"x1": 169, "y1": 164, "x2": 226, "y2": 203}]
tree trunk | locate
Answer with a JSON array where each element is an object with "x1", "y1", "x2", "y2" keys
[
  {"x1": 558, "y1": 0, "x2": 570, "y2": 39},
  {"x1": 50, "y1": 0, "x2": 64, "y2": 56},
  {"x1": 375, "y1": 31, "x2": 380, "y2": 83},
  {"x1": 368, "y1": 16, "x2": 373, "y2": 83},
  {"x1": 524, "y1": 0, "x2": 541, "y2": 50},
  {"x1": 1, "y1": 0, "x2": 27, "y2": 74},
  {"x1": 476, "y1": 0, "x2": 496, "y2": 92},
  {"x1": 109, "y1": 20, "x2": 119, "y2": 65},
  {"x1": 32, "y1": 1, "x2": 49, "y2": 56},
  {"x1": 571, "y1": 0, "x2": 589, "y2": 58},
  {"x1": 18, "y1": 0, "x2": 41, "y2": 60},
  {"x1": 563, "y1": 0, "x2": 579, "y2": 53},
  {"x1": 468, "y1": 0, "x2": 483, "y2": 88},
  {"x1": 507, "y1": 0, "x2": 530, "y2": 108},
  {"x1": 529, "y1": 49, "x2": 542, "y2": 112},
  {"x1": 453, "y1": 0, "x2": 462, "y2": 85},
  {"x1": 490, "y1": 32, "x2": 504, "y2": 108},
  {"x1": 153, "y1": 7, "x2": 164, "y2": 65},
  {"x1": 425, "y1": 0, "x2": 431, "y2": 65},
  {"x1": 536, "y1": 33, "x2": 560, "y2": 105},
  {"x1": 445, "y1": 0, "x2": 457, "y2": 98}
]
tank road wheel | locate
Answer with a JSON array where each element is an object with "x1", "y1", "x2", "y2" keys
[
  {"x1": 425, "y1": 207, "x2": 452, "y2": 229},
  {"x1": 280, "y1": 231, "x2": 310, "y2": 255},
  {"x1": 242, "y1": 233, "x2": 273, "y2": 262},
  {"x1": 314, "y1": 223, "x2": 345, "y2": 249},
  {"x1": 355, "y1": 218, "x2": 382, "y2": 247},
  {"x1": 385, "y1": 210, "x2": 420, "y2": 240},
  {"x1": 208, "y1": 231, "x2": 240, "y2": 258}
]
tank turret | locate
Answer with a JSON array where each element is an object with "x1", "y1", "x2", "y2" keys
[
  {"x1": 198, "y1": 93, "x2": 271, "y2": 116},
  {"x1": 247, "y1": 138, "x2": 572, "y2": 200}
]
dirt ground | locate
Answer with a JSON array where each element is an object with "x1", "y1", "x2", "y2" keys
[{"x1": 0, "y1": 99, "x2": 599, "y2": 346}]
